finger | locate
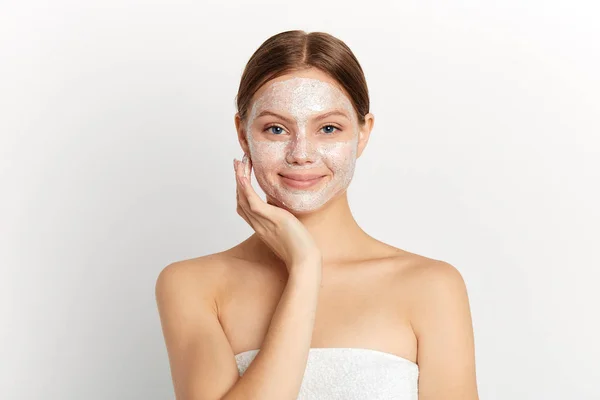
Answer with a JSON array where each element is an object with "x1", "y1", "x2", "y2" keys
[
  {"x1": 240, "y1": 154, "x2": 268, "y2": 216},
  {"x1": 234, "y1": 160, "x2": 251, "y2": 225},
  {"x1": 235, "y1": 159, "x2": 251, "y2": 209},
  {"x1": 235, "y1": 158, "x2": 277, "y2": 238},
  {"x1": 236, "y1": 157, "x2": 257, "y2": 212},
  {"x1": 234, "y1": 158, "x2": 252, "y2": 222},
  {"x1": 235, "y1": 158, "x2": 262, "y2": 227},
  {"x1": 236, "y1": 158, "x2": 273, "y2": 236},
  {"x1": 243, "y1": 153, "x2": 251, "y2": 179}
]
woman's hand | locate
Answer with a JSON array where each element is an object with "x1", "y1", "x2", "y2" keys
[{"x1": 234, "y1": 153, "x2": 322, "y2": 273}]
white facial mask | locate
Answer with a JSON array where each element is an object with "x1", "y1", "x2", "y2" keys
[{"x1": 244, "y1": 76, "x2": 360, "y2": 213}]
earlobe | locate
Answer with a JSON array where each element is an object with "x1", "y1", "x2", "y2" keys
[
  {"x1": 234, "y1": 113, "x2": 251, "y2": 156},
  {"x1": 239, "y1": 134, "x2": 250, "y2": 157},
  {"x1": 356, "y1": 131, "x2": 368, "y2": 159}
]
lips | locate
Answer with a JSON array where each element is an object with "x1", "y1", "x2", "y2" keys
[
  {"x1": 279, "y1": 172, "x2": 326, "y2": 181},
  {"x1": 278, "y1": 172, "x2": 326, "y2": 189}
]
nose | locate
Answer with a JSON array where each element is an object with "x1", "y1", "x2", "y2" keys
[{"x1": 285, "y1": 133, "x2": 317, "y2": 165}]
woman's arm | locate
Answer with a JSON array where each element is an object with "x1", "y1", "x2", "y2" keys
[
  {"x1": 409, "y1": 261, "x2": 479, "y2": 400},
  {"x1": 156, "y1": 257, "x2": 322, "y2": 400},
  {"x1": 221, "y1": 265, "x2": 321, "y2": 400}
]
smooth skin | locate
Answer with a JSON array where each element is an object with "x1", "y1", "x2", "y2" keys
[{"x1": 156, "y1": 67, "x2": 479, "y2": 399}]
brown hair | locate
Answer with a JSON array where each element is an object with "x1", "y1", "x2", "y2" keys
[{"x1": 235, "y1": 30, "x2": 370, "y2": 127}]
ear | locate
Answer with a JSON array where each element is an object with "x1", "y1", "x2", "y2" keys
[
  {"x1": 356, "y1": 112, "x2": 374, "y2": 159},
  {"x1": 234, "y1": 113, "x2": 251, "y2": 157}
]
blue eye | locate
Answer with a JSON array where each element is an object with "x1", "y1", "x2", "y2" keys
[
  {"x1": 266, "y1": 125, "x2": 284, "y2": 135},
  {"x1": 321, "y1": 125, "x2": 339, "y2": 134},
  {"x1": 265, "y1": 124, "x2": 340, "y2": 135}
]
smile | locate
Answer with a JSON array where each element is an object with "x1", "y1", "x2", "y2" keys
[{"x1": 279, "y1": 173, "x2": 326, "y2": 189}]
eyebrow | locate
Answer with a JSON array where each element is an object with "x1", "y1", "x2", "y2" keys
[{"x1": 256, "y1": 109, "x2": 351, "y2": 123}]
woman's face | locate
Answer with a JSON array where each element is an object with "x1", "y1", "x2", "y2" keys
[{"x1": 243, "y1": 74, "x2": 361, "y2": 213}]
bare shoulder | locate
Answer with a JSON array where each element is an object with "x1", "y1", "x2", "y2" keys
[
  {"x1": 154, "y1": 252, "x2": 233, "y2": 309},
  {"x1": 371, "y1": 242, "x2": 472, "y2": 326},
  {"x1": 384, "y1": 247, "x2": 471, "y2": 320},
  {"x1": 154, "y1": 252, "x2": 248, "y2": 399},
  {"x1": 403, "y1": 253, "x2": 466, "y2": 291},
  {"x1": 385, "y1": 246, "x2": 466, "y2": 293},
  {"x1": 401, "y1": 254, "x2": 472, "y2": 334},
  {"x1": 389, "y1": 250, "x2": 478, "y2": 398}
]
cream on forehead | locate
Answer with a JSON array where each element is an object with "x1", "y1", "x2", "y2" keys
[{"x1": 245, "y1": 77, "x2": 357, "y2": 132}]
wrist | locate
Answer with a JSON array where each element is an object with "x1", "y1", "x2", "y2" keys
[{"x1": 288, "y1": 260, "x2": 322, "y2": 283}]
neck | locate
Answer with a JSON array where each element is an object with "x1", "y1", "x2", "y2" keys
[{"x1": 248, "y1": 191, "x2": 372, "y2": 266}]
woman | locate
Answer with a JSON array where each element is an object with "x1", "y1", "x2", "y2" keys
[{"x1": 156, "y1": 30, "x2": 479, "y2": 400}]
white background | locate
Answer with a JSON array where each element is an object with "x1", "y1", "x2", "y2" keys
[{"x1": 1, "y1": 1, "x2": 599, "y2": 399}]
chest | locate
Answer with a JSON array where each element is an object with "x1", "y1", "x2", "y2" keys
[{"x1": 218, "y1": 260, "x2": 417, "y2": 361}]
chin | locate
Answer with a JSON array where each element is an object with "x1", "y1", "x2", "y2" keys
[{"x1": 267, "y1": 197, "x2": 325, "y2": 215}]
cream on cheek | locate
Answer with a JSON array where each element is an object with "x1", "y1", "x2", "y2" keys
[{"x1": 244, "y1": 77, "x2": 359, "y2": 212}]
